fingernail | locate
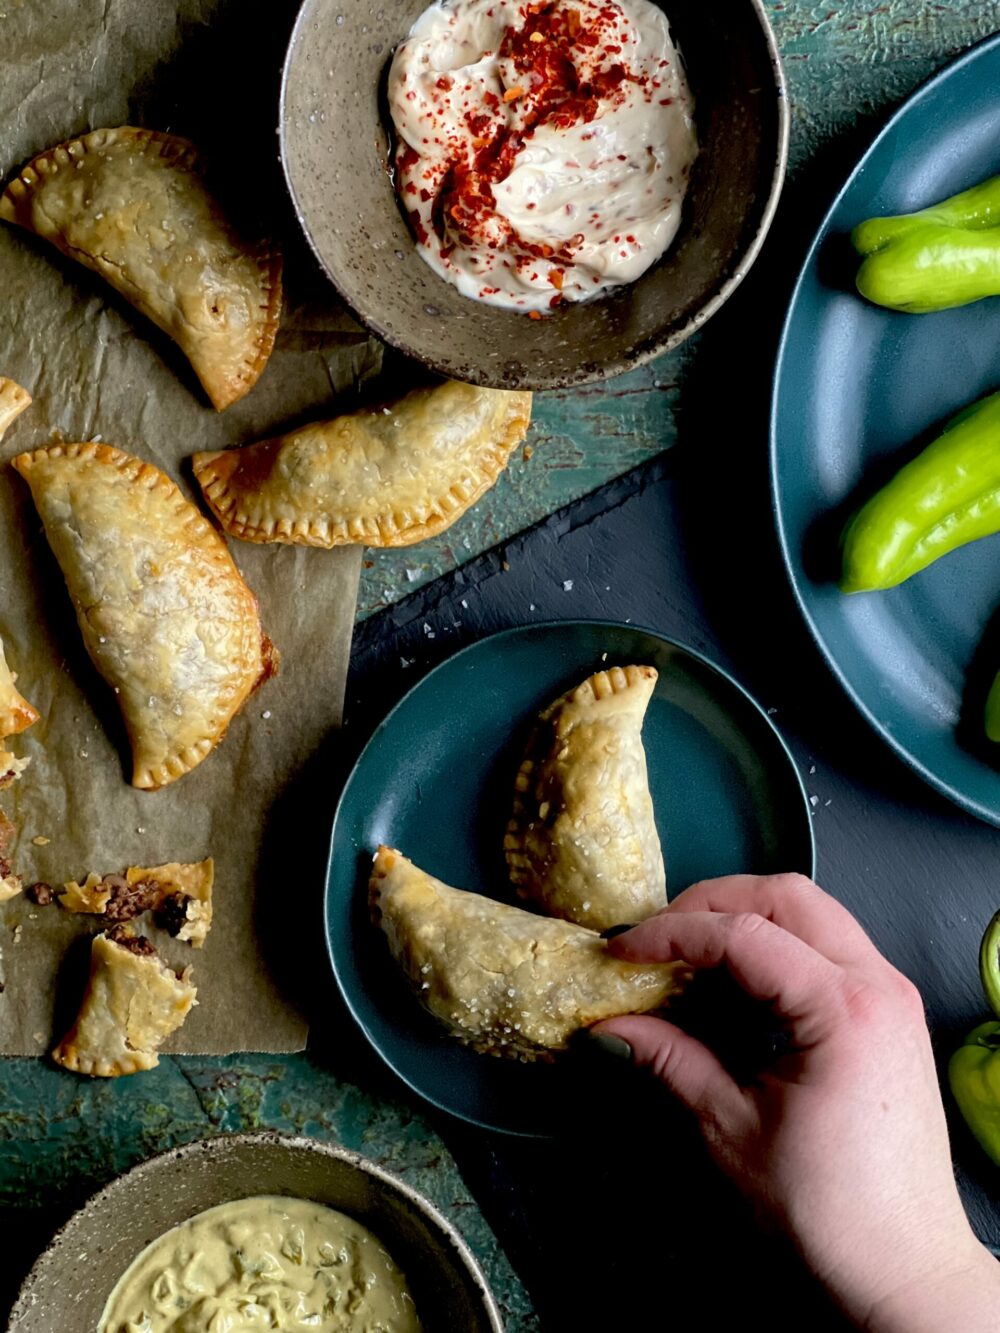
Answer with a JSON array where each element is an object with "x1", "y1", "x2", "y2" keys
[
  {"x1": 587, "y1": 1032, "x2": 633, "y2": 1060},
  {"x1": 600, "y1": 923, "x2": 637, "y2": 940}
]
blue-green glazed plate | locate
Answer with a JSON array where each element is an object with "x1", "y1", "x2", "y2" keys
[
  {"x1": 326, "y1": 621, "x2": 814, "y2": 1137},
  {"x1": 771, "y1": 33, "x2": 1000, "y2": 825}
]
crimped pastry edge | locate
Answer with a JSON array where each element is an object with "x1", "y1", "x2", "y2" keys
[
  {"x1": 11, "y1": 441, "x2": 275, "y2": 789},
  {"x1": 0, "y1": 126, "x2": 283, "y2": 411},
  {"x1": 191, "y1": 391, "x2": 532, "y2": 547}
]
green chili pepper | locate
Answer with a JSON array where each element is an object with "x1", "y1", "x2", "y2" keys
[
  {"x1": 949, "y1": 1023, "x2": 1000, "y2": 1167},
  {"x1": 986, "y1": 673, "x2": 1000, "y2": 744},
  {"x1": 949, "y1": 911, "x2": 1000, "y2": 1166},
  {"x1": 840, "y1": 389, "x2": 1000, "y2": 593},
  {"x1": 853, "y1": 174, "x2": 1000, "y2": 312}
]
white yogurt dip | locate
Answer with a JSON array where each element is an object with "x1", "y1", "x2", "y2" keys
[{"x1": 388, "y1": 0, "x2": 697, "y2": 312}]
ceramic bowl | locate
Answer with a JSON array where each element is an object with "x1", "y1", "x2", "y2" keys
[
  {"x1": 279, "y1": 0, "x2": 788, "y2": 390},
  {"x1": 8, "y1": 1132, "x2": 503, "y2": 1331}
]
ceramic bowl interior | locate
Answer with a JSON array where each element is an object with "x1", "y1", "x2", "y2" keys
[
  {"x1": 8, "y1": 1133, "x2": 502, "y2": 1332},
  {"x1": 280, "y1": 0, "x2": 788, "y2": 389}
]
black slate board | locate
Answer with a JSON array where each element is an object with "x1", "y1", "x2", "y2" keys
[{"x1": 338, "y1": 430, "x2": 999, "y2": 1328}]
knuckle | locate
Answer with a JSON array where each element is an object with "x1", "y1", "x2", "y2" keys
[
  {"x1": 728, "y1": 910, "x2": 769, "y2": 941},
  {"x1": 770, "y1": 872, "x2": 818, "y2": 897}
]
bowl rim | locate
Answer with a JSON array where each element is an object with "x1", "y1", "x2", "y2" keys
[
  {"x1": 7, "y1": 1130, "x2": 504, "y2": 1331},
  {"x1": 277, "y1": 0, "x2": 790, "y2": 391}
]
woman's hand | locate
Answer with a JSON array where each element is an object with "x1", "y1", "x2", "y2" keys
[{"x1": 593, "y1": 873, "x2": 1000, "y2": 1331}]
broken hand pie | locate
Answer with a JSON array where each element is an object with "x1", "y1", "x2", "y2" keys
[
  {"x1": 192, "y1": 379, "x2": 532, "y2": 547},
  {"x1": 505, "y1": 665, "x2": 666, "y2": 931},
  {"x1": 0, "y1": 634, "x2": 39, "y2": 791},
  {"x1": 13, "y1": 443, "x2": 276, "y2": 789},
  {"x1": 51, "y1": 926, "x2": 197, "y2": 1077},
  {"x1": 370, "y1": 847, "x2": 688, "y2": 1061},
  {"x1": 0, "y1": 377, "x2": 30, "y2": 441},
  {"x1": 58, "y1": 858, "x2": 214, "y2": 948},
  {"x1": 0, "y1": 128, "x2": 281, "y2": 410}
]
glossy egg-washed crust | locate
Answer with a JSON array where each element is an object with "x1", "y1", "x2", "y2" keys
[
  {"x1": 370, "y1": 847, "x2": 689, "y2": 1062},
  {"x1": 12, "y1": 443, "x2": 276, "y2": 789},
  {"x1": 51, "y1": 930, "x2": 197, "y2": 1077},
  {"x1": 0, "y1": 127, "x2": 282, "y2": 410},
  {"x1": 0, "y1": 377, "x2": 30, "y2": 441},
  {"x1": 192, "y1": 381, "x2": 532, "y2": 547},
  {"x1": 505, "y1": 664, "x2": 666, "y2": 932}
]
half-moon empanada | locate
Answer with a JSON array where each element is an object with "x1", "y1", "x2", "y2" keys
[
  {"x1": 0, "y1": 377, "x2": 30, "y2": 441},
  {"x1": 0, "y1": 128, "x2": 281, "y2": 410},
  {"x1": 191, "y1": 380, "x2": 532, "y2": 547},
  {"x1": 13, "y1": 443, "x2": 276, "y2": 789},
  {"x1": 51, "y1": 927, "x2": 197, "y2": 1077},
  {"x1": 0, "y1": 635, "x2": 38, "y2": 739},
  {"x1": 370, "y1": 847, "x2": 688, "y2": 1062},
  {"x1": 505, "y1": 665, "x2": 666, "y2": 932}
]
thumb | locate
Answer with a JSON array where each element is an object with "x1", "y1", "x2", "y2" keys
[{"x1": 594, "y1": 1014, "x2": 747, "y2": 1127}]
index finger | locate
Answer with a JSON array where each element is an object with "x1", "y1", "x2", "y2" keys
[
  {"x1": 609, "y1": 909, "x2": 847, "y2": 1043},
  {"x1": 665, "y1": 873, "x2": 879, "y2": 969}
]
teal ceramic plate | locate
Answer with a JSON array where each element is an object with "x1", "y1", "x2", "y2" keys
[
  {"x1": 771, "y1": 33, "x2": 1000, "y2": 825},
  {"x1": 326, "y1": 621, "x2": 814, "y2": 1136}
]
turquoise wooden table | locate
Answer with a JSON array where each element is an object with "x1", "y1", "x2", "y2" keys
[{"x1": 3, "y1": 4, "x2": 998, "y2": 1326}]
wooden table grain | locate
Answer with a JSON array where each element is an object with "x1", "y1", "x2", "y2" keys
[{"x1": 2, "y1": 6, "x2": 997, "y2": 1327}]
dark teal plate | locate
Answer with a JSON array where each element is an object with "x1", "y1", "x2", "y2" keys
[
  {"x1": 771, "y1": 33, "x2": 1000, "y2": 825},
  {"x1": 326, "y1": 621, "x2": 814, "y2": 1136}
]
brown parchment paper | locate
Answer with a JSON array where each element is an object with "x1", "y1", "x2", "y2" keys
[{"x1": 0, "y1": 0, "x2": 385, "y2": 1054}]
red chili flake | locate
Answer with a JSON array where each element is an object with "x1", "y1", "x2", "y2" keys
[
  {"x1": 548, "y1": 269, "x2": 564, "y2": 289},
  {"x1": 526, "y1": 201, "x2": 536, "y2": 209},
  {"x1": 529, "y1": 310, "x2": 543, "y2": 319},
  {"x1": 436, "y1": 76, "x2": 453, "y2": 91},
  {"x1": 406, "y1": 91, "x2": 416, "y2": 101},
  {"x1": 659, "y1": 98, "x2": 673, "y2": 106},
  {"x1": 626, "y1": 233, "x2": 635, "y2": 242}
]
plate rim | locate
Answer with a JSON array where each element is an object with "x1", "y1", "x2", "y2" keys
[
  {"x1": 324, "y1": 618, "x2": 816, "y2": 1134},
  {"x1": 769, "y1": 30, "x2": 1000, "y2": 829}
]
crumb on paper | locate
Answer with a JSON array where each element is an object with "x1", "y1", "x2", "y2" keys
[
  {"x1": 400, "y1": 657, "x2": 414, "y2": 669},
  {"x1": 405, "y1": 568, "x2": 421, "y2": 582},
  {"x1": 460, "y1": 599, "x2": 468, "y2": 609},
  {"x1": 422, "y1": 623, "x2": 435, "y2": 639},
  {"x1": 529, "y1": 603, "x2": 536, "y2": 611},
  {"x1": 12, "y1": 924, "x2": 21, "y2": 943},
  {"x1": 502, "y1": 560, "x2": 511, "y2": 571},
  {"x1": 601, "y1": 652, "x2": 607, "y2": 661},
  {"x1": 824, "y1": 798, "x2": 832, "y2": 807},
  {"x1": 809, "y1": 794, "x2": 819, "y2": 808},
  {"x1": 79, "y1": 749, "x2": 88, "y2": 759},
  {"x1": 31, "y1": 835, "x2": 50, "y2": 847},
  {"x1": 767, "y1": 707, "x2": 777, "y2": 716},
  {"x1": 809, "y1": 765, "x2": 816, "y2": 775},
  {"x1": 261, "y1": 710, "x2": 271, "y2": 720},
  {"x1": 562, "y1": 579, "x2": 573, "y2": 592}
]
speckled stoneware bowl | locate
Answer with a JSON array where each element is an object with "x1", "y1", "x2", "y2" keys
[
  {"x1": 280, "y1": 0, "x2": 787, "y2": 389},
  {"x1": 8, "y1": 1133, "x2": 503, "y2": 1331}
]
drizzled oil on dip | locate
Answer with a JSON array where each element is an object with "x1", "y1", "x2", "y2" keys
[
  {"x1": 98, "y1": 1195, "x2": 422, "y2": 1332},
  {"x1": 388, "y1": 0, "x2": 697, "y2": 313}
]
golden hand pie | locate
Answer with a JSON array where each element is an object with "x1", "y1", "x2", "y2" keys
[
  {"x1": 505, "y1": 665, "x2": 666, "y2": 931},
  {"x1": 0, "y1": 635, "x2": 38, "y2": 740},
  {"x1": 58, "y1": 858, "x2": 214, "y2": 948},
  {"x1": 13, "y1": 443, "x2": 277, "y2": 789},
  {"x1": 191, "y1": 380, "x2": 532, "y2": 547},
  {"x1": 0, "y1": 377, "x2": 30, "y2": 441},
  {"x1": 370, "y1": 847, "x2": 688, "y2": 1062},
  {"x1": 0, "y1": 128, "x2": 281, "y2": 410},
  {"x1": 51, "y1": 927, "x2": 197, "y2": 1077}
]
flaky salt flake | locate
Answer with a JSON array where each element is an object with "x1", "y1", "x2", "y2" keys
[
  {"x1": 405, "y1": 568, "x2": 421, "y2": 582},
  {"x1": 562, "y1": 579, "x2": 573, "y2": 591},
  {"x1": 809, "y1": 794, "x2": 819, "y2": 808}
]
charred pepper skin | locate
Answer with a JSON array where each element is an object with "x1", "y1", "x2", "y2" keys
[
  {"x1": 853, "y1": 174, "x2": 1000, "y2": 313},
  {"x1": 950, "y1": 912, "x2": 1000, "y2": 1166},
  {"x1": 840, "y1": 390, "x2": 1000, "y2": 593}
]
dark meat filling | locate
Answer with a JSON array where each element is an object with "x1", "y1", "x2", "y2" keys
[
  {"x1": 102, "y1": 874, "x2": 160, "y2": 923},
  {"x1": 155, "y1": 893, "x2": 192, "y2": 938},
  {"x1": 106, "y1": 926, "x2": 157, "y2": 957}
]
